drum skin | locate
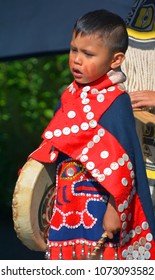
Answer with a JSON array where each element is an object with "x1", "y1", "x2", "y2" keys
[{"x1": 12, "y1": 158, "x2": 56, "y2": 252}]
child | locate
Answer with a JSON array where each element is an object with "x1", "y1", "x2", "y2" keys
[{"x1": 29, "y1": 9, "x2": 155, "y2": 260}]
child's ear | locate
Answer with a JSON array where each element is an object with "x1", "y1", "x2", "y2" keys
[{"x1": 110, "y1": 52, "x2": 125, "y2": 69}]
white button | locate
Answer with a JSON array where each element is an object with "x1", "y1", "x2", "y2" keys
[
  {"x1": 133, "y1": 242, "x2": 139, "y2": 250},
  {"x1": 122, "y1": 249, "x2": 128, "y2": 258},
  {"x1": 50, "y1": 152, "x2": 56, "y2": 161},
  {"x1": 97, "y1": 93, "x2": 104, "y2": 102},
  {"x1": 108, "y1": 86, "x2": 115, "y2": 92},
  {"x1": 83, "y1": 86, "x2": 90, "y2": 92},
  {"x1": 146, "y1": 233, "x2": 153, "y2": 242},
  {"x1": 132, "y1": 250, "x2": 138, "y2": 259},
  {"x1": 122, "y1": 153, "x2": 129, "y2": 161},
  {"x1": 91, "y1": 88, "x2": 98, "y2": 94},
  {"x1": 100, "y1": 151, "x2": 109, "y2": 159},
  {"x1": 144, "y1": 251, "x2": 151, "y2": 260},
  {"x1": 62, "y1": 127, "x2": 71, "y2": 135},
  {"x1": 142, "y1": 221, "x2": 149, "y2": 230},
  {"x1": 89, "y1": 120, "x2": 97, "y2": 128},
  {"x1": 86, "y1": 112, "x2": 94, "y2": 120},
  {"x1": 134, "y1": 242, "x2": 140, "y2": 251},
  {"x1": 124, "y1": 235, "x2": 130, "y2": 245},
  {"x1": 128, "y1": 245, "x2": 133, "y2": 253},
  {"x1": 121, "y1": 239, "x2": 126, "y2": 246},
  {"x1": 80, "y1": 91, "x2": 87, "y2": 99},
  {"x1": 97, "y1": 174, "x2": 105, "y2": 182},
  {"x1": 93, "y1": 135, "x2": 100, "y2": 143},
  {"x1": 118, "y1": 158, "x2": 125, "y2": 166},
  {"x1": 82, "y1": 147, "x2": 88, "y2": 154},
  {"x1": 67, "y1": 167, "x2": 75, "y2": 177},
  {"x1": 124, "y1": 237, "x2": 129, "y2": 245},
  {"x1": 86, "y1": 161, "x2": 95, "y2": 170},
  {"x1": 98, "y1": 128, "x2": 105, "y2": 137},
  {"x1": 138, "y1": 246, "x2": 145, "y2": 255},
  {"x1": 139, "y1": 237, "x2": 146, "y2": 245},
  {"x1": 81, "y1": 122, "x2": 89, "y2": 131},
  {"x1": 121, "y1": 178, "x2": 128, "y2": 186},
  {"x1": 127, "y1": 161, "x2": 133, "y2": 170},
  {"x1": 130, "y1": 170, "x2": 135, "y2": 178},
  {"x1": 129, "y1": 229, "x2": 135, "y2": 238},
  {"x1": 82, "y1": 98, "x2": 90, "y2": 104},
  {"x1": 118, "y1": 204, "x2": 124, "y2": 212},
  {"x1": 45, "y1": 131, "x2": 53, "y2": 139},
  {"x1": 145, "y1": 242, "x2": 151, "y2": 250},
  {"x1": 121, "y1": 230, "x2": 127, "y2": 238},
  {"x1": 123, "y1": 200, "x2": 128, "y2": 209},
  {"x1": 71, "y1": 125, "x2": 79, "y2": 133},
  {"x1": 120, "y1": 212, "x2": 126, "y2": 221},
  {"x1": 83, "y1": 105, "x2": 91, "y2": 113},
  {"x1": 87, "y1": 141, "x2": 94, "y2": 149},
  {"x1": 135, "y1": 226, "x2": 141, "y2": 234},
  {"x1": 80, "y1": 155, "x2": 88, "y2": 162},
  {"x1": 67, "y1": 110, "x2": 76, "y2": 118},
  {"x1": 92, "y1": 169, "x2": 100, "y2": 177},
  {"x1": 54, "y1": 129, "x2": 62, "y2": 137},
  {"x1": 122, "y1": 221, "x2": 127, "y2": 230},
  {"x1": 110, "y1": 162, "x2": 119, "y2": 170},
  {"x1": 134, "y1": 239, "x2": 140, "y2": 248},
  {"x1": 104, "y1": 168, "x2": 112, "y2": 176}
]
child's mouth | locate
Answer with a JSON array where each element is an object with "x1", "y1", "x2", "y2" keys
[{"x1": 72, "y1": 68, "x2": 83, "y2": 78}]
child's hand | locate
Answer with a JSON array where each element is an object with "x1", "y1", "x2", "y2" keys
[{"x1": 103, "y1": 195, "x2": 120, "y2": 239}]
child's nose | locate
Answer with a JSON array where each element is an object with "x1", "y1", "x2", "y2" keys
[{"x1": 74, "y1": 54, "x2": 82, "y2": 64}]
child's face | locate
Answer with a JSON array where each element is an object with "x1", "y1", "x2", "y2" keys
[{"x1": 69, "y1": 32, "x2": 114, "y2": 84}]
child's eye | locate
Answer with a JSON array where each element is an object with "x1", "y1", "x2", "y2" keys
[
  {"x1": 85, "y1": 52, "x2": 94, "y2": 57},
  {"x1": 70, "y1": 47, "x2": 77, "y2": 53}
]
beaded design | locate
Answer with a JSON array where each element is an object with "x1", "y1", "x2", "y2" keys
[
  {"x1": 45, "y1": 238, "x2": 120, "y2": 260},
  {"x1": 49, "y1": 158, "x2": 109, "y2": 231}
]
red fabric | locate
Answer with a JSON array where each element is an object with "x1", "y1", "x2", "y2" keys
[{"x1": 48, "y1": 240, "x2": 119, "y2": 260}]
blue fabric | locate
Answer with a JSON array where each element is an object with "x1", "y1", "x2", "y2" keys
[{"x1": 99, "y1": 93, "x2": 155, "y2": 239}]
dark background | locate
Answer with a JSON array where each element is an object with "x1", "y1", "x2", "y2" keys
[{"x1": 0, "y1": 0, "x2": 132, "y2": 60}]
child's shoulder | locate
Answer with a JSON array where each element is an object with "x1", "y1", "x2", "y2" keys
[{"x1": 99, "y1": 92, "x2": 134, "y2": 125}]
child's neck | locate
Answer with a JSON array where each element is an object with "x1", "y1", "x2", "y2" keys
[{"x1": 76, "y1": 74, "x2": 107, "y2": 88}]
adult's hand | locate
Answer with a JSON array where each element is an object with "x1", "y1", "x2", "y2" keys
[{"x1": 128, "y1": 90, "x2": 155, "y2": 109}]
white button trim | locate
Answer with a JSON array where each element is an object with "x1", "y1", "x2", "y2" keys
[
  {"x1": 62, "y1": 127, "x2": 71, "y2": 135},
  {"x1": 100, "y1": 151, "x2": 109, "y2": 159},
  {"x1": 67, "y1": 110, "x2": 76, "y2": 118},
  {"x1": 45, "y1": 131, "x2": 53, "y2": 139}
]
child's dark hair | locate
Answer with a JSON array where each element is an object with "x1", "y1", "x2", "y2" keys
[{"x1": 73, "y1": 9, "x2": 128, "y2": 54}]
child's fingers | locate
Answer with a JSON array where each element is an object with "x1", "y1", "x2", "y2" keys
[{"x1": 106, "y1": 230, "x2": 114, "y2": 239}]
